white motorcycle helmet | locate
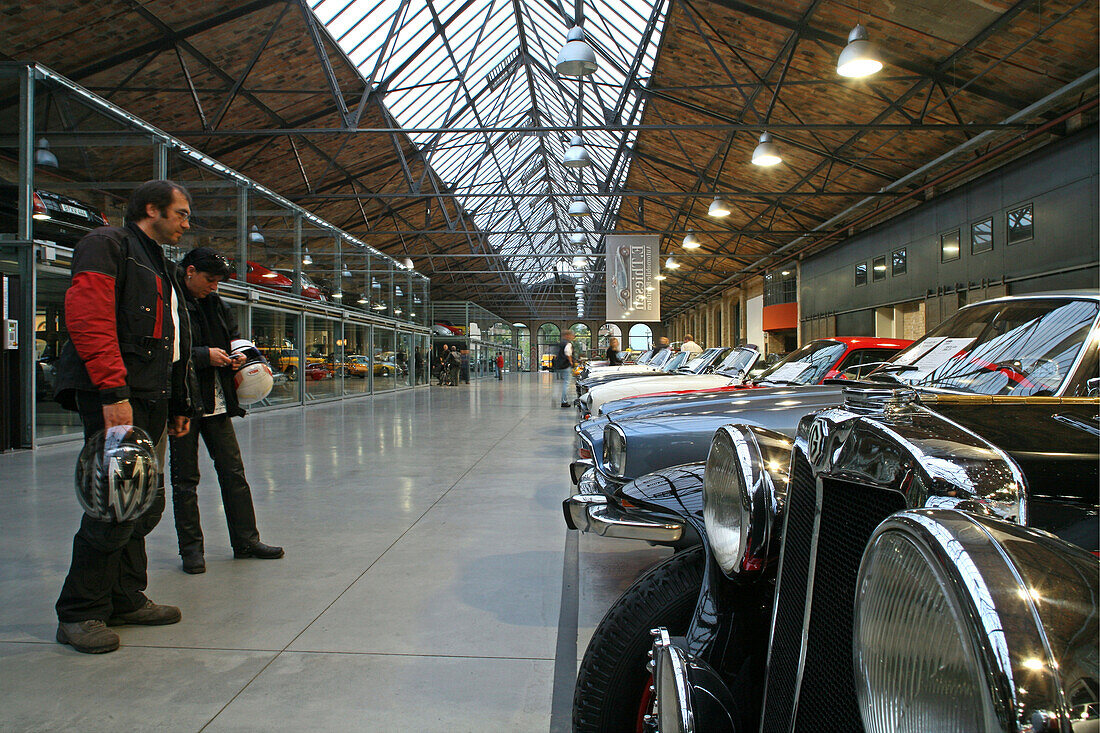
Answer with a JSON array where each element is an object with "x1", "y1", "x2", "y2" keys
[{"x1": 229, "y1": 339, "x2": 274, "y2": 405}]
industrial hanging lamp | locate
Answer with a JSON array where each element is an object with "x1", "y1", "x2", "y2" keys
[
  {"x1": 570, "y1": 230, "x2": 587, "y2": 246},
  {"x1": 708, "y1": 195, "x2": 731, "y2": 217},
  {"x1": 568, "y1": 197, "x2": 591, "y2": 217},
  {"x1": 249, "y1": 225, "x2": 265, "y2": 245},
  {"x1": 555, "y1": 26, "x2": 598, "y2": 77},
  {"x1": 302, "y1": 248, "x2": 313, "y2": 266},
  {"x1": 35, "y1": 138, "x2": 59, "y2": 168},
  {"x1": 562, "y1": 135, "x2": 592, "y2": 168},
  {"x1": 752, "y1": 132, "x2": 782, "y2": 167},
  {"x1": 837, "y1": 24, "x2": 883, "y2": 78},
  {"x1": 682, "y1": 231, "x2": 701, "y2": 249},
  {"x1": 665, "y1": 256, "x2": 680, "y2": 270}
]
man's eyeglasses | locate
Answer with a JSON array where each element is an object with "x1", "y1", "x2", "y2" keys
[{"x1": 172, "y1": 209, "x2": 192, "y2": 222}]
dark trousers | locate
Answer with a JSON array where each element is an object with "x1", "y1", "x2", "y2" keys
[
  {"x1": 169, "y1": 413, "x2": 259, "y2": 554},
  {"x1": 56, "y1": 393, "x2": 168, "y2": 622}
]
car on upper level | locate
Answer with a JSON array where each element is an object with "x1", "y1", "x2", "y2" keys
[
  {"x1": 275, "y1": 269, "x2": 328, "y2": 301},
  {"x1": 573, "y1": 380, "x2": 1100, "y2": 733},
  {"x1": 226, "y1": 260, "x2": 295, "y2": 292},
  {"x1": 578, "y1": 337, "x2": 908, "y2": 419},
  {"x1": 0, "y1": 183, "x2": 111, "y2": 247},
  {"x1": 565, "y1": 292, "x2": 1100, "y2": 551}
]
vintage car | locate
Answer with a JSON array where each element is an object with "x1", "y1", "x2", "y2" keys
[
  {"x1": 580, "y1": 348, "x2": 657, "y2": 379},
  {"x1": 227, "y1": 261, "x2": 295, "y2": 292},
  {"x1": 576, "y1": 348, "x2": 728, "y2": 400},
  {"x1": 334, "y1": 355, "x2": 370, "y2": 378},
  {"x1": 571, "y1": 385, "x2": 1100, "y2": 732},
  {"x1": 565, "y1": 293, "x2": 1100, "y2": 549},
  {"x1": 579, "y1": 338, "x2": 907, "y2": 419},
  {"x1": 275, "y1": 269, "x2": 328, "y2": 301}
]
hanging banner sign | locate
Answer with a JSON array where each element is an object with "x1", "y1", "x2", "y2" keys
[{"x1": 604, "y1": 234, "x2": 660, "y2": 321}]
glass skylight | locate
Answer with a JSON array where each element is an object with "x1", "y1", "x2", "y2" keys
[{"x1": 310, "y1": 0, "x2": 667, "y2": 287}]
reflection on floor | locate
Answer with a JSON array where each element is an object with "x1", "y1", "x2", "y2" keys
[{"x1": 0, "y1": 374, "x2": 664, "y2": 732}]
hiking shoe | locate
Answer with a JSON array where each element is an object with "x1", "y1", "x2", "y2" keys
[
  {"x1": 56, "y1": 620, "x2": 119, "y2": 654},
  {"x1": 181, "y1": 551, "x2": 205, "y2": 575},
  {"x1": 108, "y1": 599, "x2": 181, "y2": 626},
  {"x1": 233, "y1": 541, "x2": 285, "y2": 560}
]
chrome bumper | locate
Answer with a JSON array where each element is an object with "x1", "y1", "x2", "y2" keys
[{"x1": 563, "y1": 469, "x2": 683, "y2": 543}]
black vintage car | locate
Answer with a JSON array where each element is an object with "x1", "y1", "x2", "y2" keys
[{"x1": 573, "y1": 386, "x2": 1100, "y2": 732}]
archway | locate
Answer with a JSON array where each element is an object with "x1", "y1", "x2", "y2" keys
[
  {"x1": 568, "y1": 322, "x2": 591, "y2": 358},
  {"x1": 628, "y1": 323, "x2": 653, "y2": 350},
  {"x1": 513, "y1": 323, "x2": 531, "y2": 371},
  {"x1": 536, "y1": 323, "x2": 561, "y2": 370},
  {"x1": 597, "y1": 323, "x2": 622, "y2": 350}
]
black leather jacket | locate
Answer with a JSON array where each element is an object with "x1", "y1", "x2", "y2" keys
[
  {"x1": 54, "y1": 222, "x2": 191, "y2": 414},
  {"x1": 182, "y1": 285, "x2": 245, "y2": 419}
]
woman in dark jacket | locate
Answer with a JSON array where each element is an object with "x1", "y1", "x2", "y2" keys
[
  {"x1": 169, "y1": 247, "x2": 283, "y2": 574},
  {"x1": 605, "y1": 337, "x2": 624, "y2": 366}
]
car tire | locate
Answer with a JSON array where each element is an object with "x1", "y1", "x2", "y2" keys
[{"x1": 573, "y1": 546, "x2": 703, "y2": 733}]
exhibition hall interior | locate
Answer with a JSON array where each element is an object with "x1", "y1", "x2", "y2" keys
[{"x1": 0, "y1": 0, "x2": 1097, "y2": 730}]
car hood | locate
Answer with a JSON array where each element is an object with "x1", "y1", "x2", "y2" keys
[
  {"x1": 580, "y1": 366, "x2": 660, "y2": 385},
  {"x1": 586, "y1": 374, "x2": 736, "y2": 413},
  {"x1": 609, "y1": 385, "x2": 844, "y2": 480}
]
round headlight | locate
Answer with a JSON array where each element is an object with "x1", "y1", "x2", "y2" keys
[
  {"x1": 603, "y1": 424, "x2": 626, "y2": 477},
  {"x1": 854, "y1": 521, "x2": 1000, "y2": 732},
  {"x1": 703, "y1": 426, "x2": 791, "y2": 577},
  {"x1": 703, "y1": 427, "x2": 749, "y2": 575},
  {"x1": 655, "y1": 643, "x2": 694, "y2": 733}
]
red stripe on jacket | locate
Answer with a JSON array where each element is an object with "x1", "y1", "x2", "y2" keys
[{"x1": 66, "y1": 271, "x2": 127, "y2": 390}]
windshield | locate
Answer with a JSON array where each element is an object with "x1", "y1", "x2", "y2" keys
[
  {"x1": 683, "y1": 348, "x2": 730, "y2": 374},
  {"x1": 635, "y1": 349, "x2": 654, "y2": 365},
  {"x1": 648, "y1": 349, "x2": 674, "y2": 369},
  {"x1": 756, "y1": 340, "x2": 848, "y2": 385},
  {"x1": 660, "y1": 351, "x2": 690, "y2": 372},
  {"x1": 716, "y1": 347, "x2": 759, "y2": 376},
  {"x1": 873, "y1": 298, "x2": 1099, "y2": 396}
]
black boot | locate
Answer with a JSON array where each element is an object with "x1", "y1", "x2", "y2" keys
[{"x1": 234, "y1": 541, "x2": 285, "y2": 559}]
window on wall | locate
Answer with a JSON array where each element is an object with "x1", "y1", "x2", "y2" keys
[
  {"x1": 569, "y1": 322, "x2": 592, "y2": 356},
  {"x1": 892, "y1": 248, "x2": 907, "y2": 276},
  {"x1": 764, "y1": 269, "x2": 797, "y2": 305},
  {"x1": 1007, "y1": 204, "x2": 1033, "y2": 244},
  {"x1": 940, "y1": 229, "x2": 961, "y2": 262},
  {"x1": 854, "y1": 262, "x2": 868, "y2": 287},
  {"x1": 971, "y1": 217, "x2": 994, "y2": 254},
  {"x1": 628, "y1": 323, "x2": 653, "y2": 350},
  {"x1": 872, "y1": 256, "x2": 886, "y2": 282},
  {"x1": 597, "y1": 323, "x2": 623, "y2": 350}
]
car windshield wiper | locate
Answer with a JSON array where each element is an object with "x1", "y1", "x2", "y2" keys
[{"x1": 756, "y1": 378, "x2": 801, "y2": 386}]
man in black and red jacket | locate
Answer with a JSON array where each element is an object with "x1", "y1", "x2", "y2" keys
[{"x1": 52, "y1": 180, "x2": 194, "y2": 654}]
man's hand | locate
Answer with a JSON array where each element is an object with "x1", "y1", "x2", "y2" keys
[
  {"x1": 102, "y1": 400, "x2": 133, "y2": 428},
  {"x1": 209, "y1": 347, "x2": 236, "y2": 367},
  {"x1": 168, "y1": 415, "x2": 190, "y2": 437}
]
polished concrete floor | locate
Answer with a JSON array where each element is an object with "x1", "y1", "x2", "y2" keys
[{"x1": 0, "y1": 374, "x2": 666, "y2": 732}]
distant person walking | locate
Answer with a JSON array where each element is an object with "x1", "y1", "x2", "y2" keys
[
  {"x1": 605, "y1": 337, "x2": 623, "y2": 366},
  {"x1": 554, "y1": 330, "x2": 576, "y2": 408},
  {"x1": 496, "y1": 352, "x2": 504, "y2": 379},
  {"x1": 680, "y1": 334, "x2": 703, "y2": 355}
]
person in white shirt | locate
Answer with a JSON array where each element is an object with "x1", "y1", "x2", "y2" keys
[
  {"x1": 681, "y1": 334, "x2": 703, "y2": 355},
  {"x1": 555, "y1": 330, "x2": 576, "y2": 407}
]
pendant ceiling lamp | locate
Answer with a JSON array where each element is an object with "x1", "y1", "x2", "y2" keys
[
  {"x1": 357, "y1": 293, "x2": 369, "y2": 304},
  {"x1": 342, "y1": 265, "x2": 352, "y2": 277},
  {"x1": 402, "y1": 257, "x2": 415, "y2": 270},
  {"x1": 752, "y1": 132, "x2": 782, "y2": 167},
  {"x1": 665, "y1": 257, "x2": 680, "y2": 270},
  {"x1": 570, "y1": 230, "x2": 587, "y2": 245},
  {"x1": 302, "y1": 249, "x2": 313, "y2": 266},
  {"x1": 708, "y1": 195, "x2": 731, "y2": 217},
  {"x1": 682, "y1": 231, "x2": 701, "y2": 249},
  {"x1": 837, "y1": 24, "x2": 883, "y2": 78},
  {"x1": 572, "y1": 255, "x2": 588, "y2": 269},
  {"x1": 562, "y1": 135, "x2": 592, "y2": 168},
  {"x1": 332, "y1": 290, "x2": 343, "y2": 299},
  {"x1": 555, "y1": 26, "x2": 598, "y2": 77},
  {"x1": 248, "y1": 225, "x2": 265, "y2": 245},
  {"x1": 35, "y1": 138, "x2": 59, "y2": 168},
  {"x1": 655, "y1": 273, "x2": 667, "y2": 281},
  {"x1": 568, "y1": 197, "x2": 591, "y2": 217}
]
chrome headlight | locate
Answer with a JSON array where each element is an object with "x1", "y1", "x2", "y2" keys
[
  {"x1": 650, "y1": 629, "x2": 694, "y2": 733},
  {"x1": 854, "y1": 509, "x2": 1099, "y2": 733},
  {"x1": 603, "y1": 424, "x2": 627, "y2": 477},
  {"x1": 702, "y1": 425, "x2": 792, "y2": 577}
]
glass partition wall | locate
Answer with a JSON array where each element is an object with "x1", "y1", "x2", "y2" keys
[{"x1": 0, "y1": 64, "x2": 431, "y2": 446}]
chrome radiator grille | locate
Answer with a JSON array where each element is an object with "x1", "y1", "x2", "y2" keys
[{"x1": 761, "y1": 448, "x2": 907, "y2": 732}]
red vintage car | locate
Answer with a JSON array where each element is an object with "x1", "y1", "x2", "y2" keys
[{"x1": 226, "y1": 261, "x2": 295, "y2": 291}]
